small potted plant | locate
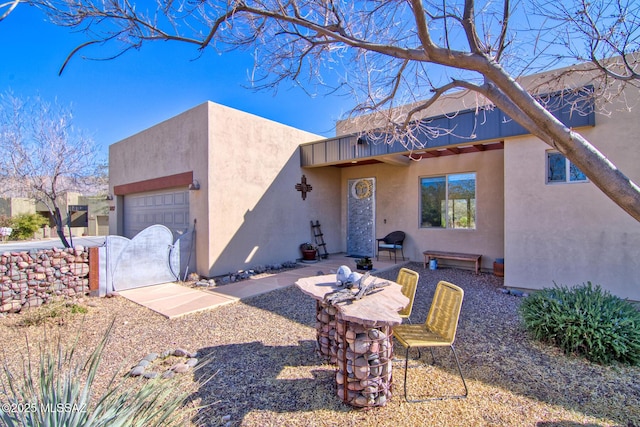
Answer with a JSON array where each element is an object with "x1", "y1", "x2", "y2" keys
[
  {"x1": 300, "y1": 243, "x2": 318, "y2": 261},
  {"x1": 355, "y1": 256, "x2": 373, "y2": 271}
]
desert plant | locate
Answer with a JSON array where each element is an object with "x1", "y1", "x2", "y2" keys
[
  {"x1": 8, "y1": 213, "x2": 47, "y2": 240},
  {"x1": 0, "y1": 319, "x2": 195, "y2": 426},
  {"x1": 17, "y1": 300, "x2": 88, "y2": 327},
  {"x1": 355, "y1": 257, "x2": 373, "y2": 268},
  {"x1": 520, "y1": 282, "x2": 640, "y2": 365}
]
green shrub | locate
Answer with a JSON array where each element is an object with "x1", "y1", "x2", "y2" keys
[
  {"x1": 9, "y1": 213, "x2": 47, "y2": 240},
  {"x1": 0, "y1": 320, "x2": 197, "y2": 426},
  {"x1": 519, "y1": 282, "x2": 640, "y2": 365}
]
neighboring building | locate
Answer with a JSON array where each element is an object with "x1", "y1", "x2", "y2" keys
[
  {"x1": 0, "y1": 192, "x2": 109, "y2": 239},
  {"x1": 0, "y1": 197, "x2": 35, "y2": 218},
  {"x1": 109, "y1": 64, "x2": 640, "y2": 301}
]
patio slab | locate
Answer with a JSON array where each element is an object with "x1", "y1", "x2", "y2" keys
[
  {"x1": 118, "y1": 283, "x2": 238, "y2": 319},
  {"x1": 118, "y1": 254, "x2": 408, "y2": 319}
]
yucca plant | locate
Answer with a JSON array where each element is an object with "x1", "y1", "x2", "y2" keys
[
  {"x1": 519, "y1": 282, "x2": 640, "y2": 365},
  {"x1": 0, "y1": 319, "x2": 196, "y2": 426}
]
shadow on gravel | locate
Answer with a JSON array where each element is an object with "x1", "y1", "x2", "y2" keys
[
  {"x1": 189, "y1": 262, "x2": 640, "y2": 426},
  {"x1": 189, "y1": 340, "x2": 348, "y2": 426}
]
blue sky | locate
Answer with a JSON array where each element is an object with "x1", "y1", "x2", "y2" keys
[{"x1": 1, "y1": 5, "x2": 351, "y2": 157}]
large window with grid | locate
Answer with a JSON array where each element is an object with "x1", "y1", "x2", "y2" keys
[
  {"x1": 420, "y1": 172, "x2": 476, "y2": 229},
  {"x1": 547, "y1": 151, "x2": 587, "y2": 184}
]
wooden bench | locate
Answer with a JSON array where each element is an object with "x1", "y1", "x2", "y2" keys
[{"x1": 423, "y1": 250, "x2": 482, "y2": 274}]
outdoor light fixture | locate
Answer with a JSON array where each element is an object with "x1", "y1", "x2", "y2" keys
[
  {"x1": 105, "y1": 194, "x2": 114, "y2": 201},
  {"x1": 189, "y1": 179, "x2": 200, "y2": 191}
]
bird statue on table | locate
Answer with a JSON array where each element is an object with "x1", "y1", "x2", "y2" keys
[{"x1": 326, "y1": 266, "x2": 388, "y2": 305}]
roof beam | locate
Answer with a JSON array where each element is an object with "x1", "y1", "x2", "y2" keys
[{"x1": 379, "y1": 154, "x2": 411, "y2": 167}]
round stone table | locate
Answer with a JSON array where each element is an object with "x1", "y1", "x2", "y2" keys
[{"x1": 296, "y1": 274, "x2": 409, "y2": 407}]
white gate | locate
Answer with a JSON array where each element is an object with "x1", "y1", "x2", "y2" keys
[{"x1": 98, "y1": 222, "x2": 196, "y2": 295}]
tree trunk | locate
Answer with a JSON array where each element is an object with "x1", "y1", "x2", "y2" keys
[
  {"x1": 53, "y1": 206, "x2": 71, "y2": 248},
  {"x1": 477, "y1": 62, "x2": 640, "y2": 222},
  {"x1": 414, "y1": 45, "x2": 640, "y2": 222}
]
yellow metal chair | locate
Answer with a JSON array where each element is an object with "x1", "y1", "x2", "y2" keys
[
  {"x1": 396, "y1": 268, "x2": 419, "y2": 322},
  {"x1": 393, "y1": 280, "x2": 468, "y2": 402}
]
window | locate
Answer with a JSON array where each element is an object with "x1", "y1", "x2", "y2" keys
[
  {"x1": 420, "y1": 173, "x2": 476, "y2": 229},
  {"x1": 547, "y1": 151, "x2": 587, "y2": 183}
]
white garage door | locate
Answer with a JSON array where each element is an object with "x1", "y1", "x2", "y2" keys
[{"x1": 123, "y1": 188, "x2": 189, "y2": 239}]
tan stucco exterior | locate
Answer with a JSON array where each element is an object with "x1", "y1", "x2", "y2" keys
[
  {"x1": 109, "y1": 102, "x2": 340, "y2": 277},
  {"x1": 0, "y1": 197, "x2": 35, "y2": 218},
  {"x1": 504, "y1": 94, "x2": 640, "y2": 300},
  {"x1": 109, "y1": 63, "x2": 639, "y2": 300},
  {"x1": 331, "y1": 64, "x2": 640, "y2": 300},
  {"x1": 336, "y1": 150, "x2": 504, "y2": 270}
]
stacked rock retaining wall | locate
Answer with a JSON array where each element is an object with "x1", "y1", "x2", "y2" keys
[{"x1": 0, "y1": 247, "x2": 91, "y2": 313}]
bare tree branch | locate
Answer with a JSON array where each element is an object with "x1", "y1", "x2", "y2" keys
[
  {"x1": 0, "y1": 93, "x2": 106, "y2": 247},
  {"x1": 0, "y1": 0, "x2": 19, "y2": 21},
  {"x1": 494, "y1": 0, "x2": 510, "y2": 61},
  {"x1": 28, "y1": 0, "x2": 640, "y2": 221}
]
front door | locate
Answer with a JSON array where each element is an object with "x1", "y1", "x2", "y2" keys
[{"x1": 347, "y1": 177, "x2": 375, "y2": 257}]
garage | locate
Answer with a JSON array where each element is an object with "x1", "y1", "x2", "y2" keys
[{"x1": 123, "y1": 188, "x2": 189, "y2": 239}]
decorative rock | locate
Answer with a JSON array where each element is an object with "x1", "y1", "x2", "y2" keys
[
  {"x1": 161, "y1": 370, "x2": 175, "y2": 379},
  {"x1": 353, "y1": 395, "x2": 368, "y2": 406},
  {"x1": 195, "y1": 280, "x2": 215, "y2": 287},
  {"x1": 0, "y1": 302, "x2": 21, "y2": 313},
  {"x1": 185, "y1": 358, "x2": 198, "y2": 368},
  {"x1": 345, "y1": 329, "x2": 356, "y2": 343},
  {"x1": 368, "y1": 329, "x2": 386, "y2": 340},
  {"x1": 0, "y1": 247, "x2": 91, "y2": 313},
  {"x1": 130, "y1": 366, "x2": 146, "y2": 377},
  {"x1": 173, "y1": 348, "x2": 189, "y2": 357},
  {"x1": 353, "y1": 357, "x2": 369, "y2": 380},
  {"x1": 143, "y1": 353, "x2": 159, "y2": 362},
  {"x1": 143, "y1": 372, "x2": 159, "y2": 379},
  {"x1": 352, "y1": 335, "x2": 370, "y2": 354},
  {"x1": 137, "y1": 360, "x2": 151, "y2": 368},
  {"x1": 171, "y1": 363, "x2": 190, "y2": 374},
  {"x1": 25, "y1": 297, "x2": 44, "y2": 308}
]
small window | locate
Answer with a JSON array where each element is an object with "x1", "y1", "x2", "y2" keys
[
  {"x1": 420, "y1": 173, "x2": 476, "y2": 229},
  {"x1": 547, "y1": 151, "x2": 587, "y2": 183}
]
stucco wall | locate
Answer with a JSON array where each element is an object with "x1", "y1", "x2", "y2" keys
[
  {"x1": 338, "y1": 149, "x2": 505, "y2": 271},
  {"x1": 109, "y1": 101, "x2": 339, "y2": 278},
  {"x1": 504, "y1": 91, "x2": 640, "y2": 300},
  {"x1": 0, "y1": 198, "x2": 35, "y2": 217},
  {"x1": 336, "y1": 62, "x2": 640, "y2": 300},
  {"x1": 109, "y1": 103, "x2": 209, "y2": 273},
  {"x1": 205, "y1": 103, "x2": 338, "y2": 276}
]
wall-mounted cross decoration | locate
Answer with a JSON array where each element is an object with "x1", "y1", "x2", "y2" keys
[{"x1": 295, "y1": 174, "x2": 313, "y2": 200}]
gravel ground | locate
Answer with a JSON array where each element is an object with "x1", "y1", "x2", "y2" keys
[{"x1": 1, "y1": 262, "x2": 639, "y2": 427}]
